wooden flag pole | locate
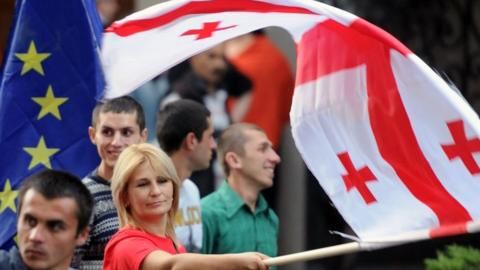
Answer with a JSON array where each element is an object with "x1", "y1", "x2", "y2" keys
[
  {"x1": 264, "y1": 222, "x2": 480, "y2": 266},
  {"x1": 263, "y1": 242, "x2": 361, "y2": 266}
]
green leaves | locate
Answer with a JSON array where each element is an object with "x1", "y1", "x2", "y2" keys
[{"x1": 425, "y1": 245, "x2": 480, "y2": 270}]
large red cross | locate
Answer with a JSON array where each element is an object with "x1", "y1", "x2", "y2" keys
[
  {"x1": 338, "y1": 152, "x2": 377, "y2": 204},
  {"x1": 441, "y1": 120, "x2": 480, "y2": 175},
  {"x1": 181, "y1": 21, "x2": 236, "y2": 40},
  {"x1": 297, "y1": 18, "x2": 471, "y2": 226}
]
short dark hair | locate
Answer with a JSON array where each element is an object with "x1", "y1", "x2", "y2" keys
[
  {"x1": 156, "y1": 99, "x2": 210, "y2": 154},
  {"x1": 18, "y1": 170, "x2": 94, "y2": 235},
  {"x1": 218, "y1": 123, "x2": 264, "y2": 176},
  {"x1": 91, "y1": 96, "x2": 146, "y2": 131}
]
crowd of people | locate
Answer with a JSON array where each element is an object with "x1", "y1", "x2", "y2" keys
[
  {"x1": 0, "y1": 0, "x2": 294, "y2": 265},
  {"x1": 0, "y1": 26, "x2": 294, "y2": 270}
]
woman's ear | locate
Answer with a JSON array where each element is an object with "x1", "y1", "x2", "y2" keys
[{"x1": 122, "y1": 190, "x2": 130, "y2": 210}]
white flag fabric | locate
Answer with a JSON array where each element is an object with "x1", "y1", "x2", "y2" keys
[{"x1": 102, "y1": 0, "x2": 480, "y2": 242}]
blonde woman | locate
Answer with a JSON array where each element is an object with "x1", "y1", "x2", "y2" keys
[{"x1": 104, "y1": 143, "x2": 269, "y2": 270}]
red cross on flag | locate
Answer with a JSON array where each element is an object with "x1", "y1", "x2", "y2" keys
[
  {"x1": 442, "y1": 120, "x2": 480, "y2": 175},
  {"x1": 102, "y1": 0, "x2": 480, "y2": 250},
  {"x1": 181, "y1": 21, "x2": 237, "y2": 40}
]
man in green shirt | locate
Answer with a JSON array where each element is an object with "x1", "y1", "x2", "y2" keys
[{"x1": 201, "y1": 123, "x2": 281, "y2": 258}]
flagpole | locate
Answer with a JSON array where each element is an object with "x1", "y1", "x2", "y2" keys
[
  {"x1": 264, "y1": 221, "x2": 480, "y2": 266},
  {"x1": 263, "y1": 242, "x2": 361, "y2": 266}
]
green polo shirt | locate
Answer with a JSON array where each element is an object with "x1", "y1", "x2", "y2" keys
[{"x1": 201, "y1": 181, "x2": 279, "y2": 258}]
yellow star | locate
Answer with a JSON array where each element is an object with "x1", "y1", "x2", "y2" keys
[
  {"x1": 32, "y1": 85, "x2": 68, "y2": 120},
  {"x1": 23, "y1": 136, "x2": 59, "y2": 170},
  {"x1": 0, "y1": 179, "x2": 19, "y2": 213},
  {"x1": 15, "y1": 41, "x2": 51, "y2": 76}
]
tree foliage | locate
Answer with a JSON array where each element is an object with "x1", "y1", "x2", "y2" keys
[{"x1": 424, "y1": 244, "x2": 480, "y2": 270}]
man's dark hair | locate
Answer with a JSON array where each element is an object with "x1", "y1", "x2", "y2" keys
[
  {"x1": 156, "y1": 99, "x2": 210, "y2": 155},
  {"x1": 91, "y1": 96, "x2": 146, "y2": 131},
  {"x1": 18, "y1": 170, "x2": 94, "y2": 235}
]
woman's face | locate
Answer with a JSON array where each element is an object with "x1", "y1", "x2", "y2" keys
[{"x1": 126, "y1": 161, "x2": 174, "y2": 222}]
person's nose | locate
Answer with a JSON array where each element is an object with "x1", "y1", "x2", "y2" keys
[
  {"x1": 269, "y1": 149, "x2": 281, "y2": 164},
  {"x1": 150, "y1": 182, "x2": 161, "y2": 196},
  {"x1": 28, "y1": 226, "x2": 45, "y2": 243},
  {"x1": 111, "y1": 132, "x2": 123, "y2": 146},
  {"x1": 210, "y1": 137, "x2": 217, "y2": 150}
]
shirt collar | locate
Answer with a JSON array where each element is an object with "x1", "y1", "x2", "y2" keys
[
  {"x1": 218, "y1": 181, "x2": 269, "y2": 218},
  {"x1": 90, "y1": 170, "x2": 110, "y2": 186}
]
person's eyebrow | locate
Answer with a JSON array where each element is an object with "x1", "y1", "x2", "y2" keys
[
  {"x1": 259, "y1": 141, "x2": 270, "y2": 149},
  {"x1": 23, "y1": 213, "x2": 36, "y2": 220},
  {"x1": 46, "y1": 219, "x2": 67, "y2": 229}
]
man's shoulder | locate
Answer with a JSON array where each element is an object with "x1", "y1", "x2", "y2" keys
[
  {"x1": 81, "y1": 174, "x2": 97, "y2": 186},
  {"x1": 200, "y1": 190, "x2": 229, "y2": 227},
  {"x1": 0, "y1": 249, "x2": 11, "y2": 266},
  {"x1": 182, "y1": 179, "x2": 200, "y2": 193},
  {"x1": 0, "y1": 247, "x2": 27, "y2": 270},
  {"x1": 200, "y1": 190, "x2": 223, "y2": 210},
  {"x1": 82, "y1": 175, "x2": 111, "y2": 194},
  {"x1": 160, "y1": 92, "x2": 181, "y2": 108},
  {"x1": 180, "y1": 179, "x2": 200, "y2": 201}
]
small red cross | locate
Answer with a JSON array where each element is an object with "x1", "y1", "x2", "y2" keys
[
  {"x1": 441, "y1": 120, "x2": 480, "y2": 175},
  {"x1": 338, "y1": 152, "x2": 378, "y2": 204},
  {"x1": 181, "y1": 21, "x2": 237, "y2": 40}
]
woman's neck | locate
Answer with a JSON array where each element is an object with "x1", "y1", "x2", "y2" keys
[{"x1": 134, "y1": 215, "x2": 168, "y2": 237}]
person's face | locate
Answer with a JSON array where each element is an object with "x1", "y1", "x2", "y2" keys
[
  {"x1": 189, "y1": 44, "x2": 227, "y2": 86},
  {"x1": 89, "y1": 112, "x2": 147, "y2": 174},
  {"x1": 191, "y1": 118, "x2": 217, "y2": 171},
  {"x1": 17, "y1": 189, "x2": 88, "y2": 270},
  {"x1": 127, "y1": 162, "x2": 174, "y2": 223},
  {"x1": 236, "y1": 130, "x2": 281, "y2": 189}
]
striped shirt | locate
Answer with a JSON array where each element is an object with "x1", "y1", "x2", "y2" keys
[{"x1": 72, "y1": 174, "x2": 119, "y2": 270}]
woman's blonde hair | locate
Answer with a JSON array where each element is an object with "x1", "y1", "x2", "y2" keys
[{"x1": 111, "y1": 143, "x2": 180, "y2": 242}]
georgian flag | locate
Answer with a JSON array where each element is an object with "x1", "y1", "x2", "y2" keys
[{"x1": 102, "y1": 0, "x2": 480, "y2": 243}]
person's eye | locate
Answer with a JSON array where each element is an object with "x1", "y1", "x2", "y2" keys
[
  {"x1": 136, "y1": 181, "x2": 148, "y2": 187},
  {"x1": 48, "y1": 222, "x2": 65, "y2": 233},
  {"x1": 158, "y1": 178, "x2": 169, "y2": 184},
  {"x1": 24, "y1": 216, "x2": 37, "y2": 227},
  {"x1": 122, "y1": 129, "x2": 133, "y2": 137},
  {"x1": 101, "y1": 128, "x2": 113, "y2": 136}
]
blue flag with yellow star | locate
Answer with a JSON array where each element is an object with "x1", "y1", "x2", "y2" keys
[{"x1": 0, "y1": 0, "x2": 104, "y2": 249}]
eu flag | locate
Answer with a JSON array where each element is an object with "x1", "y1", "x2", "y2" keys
[{"x1": 0, "y1": 0, "x2": 104, "y2": 248}]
